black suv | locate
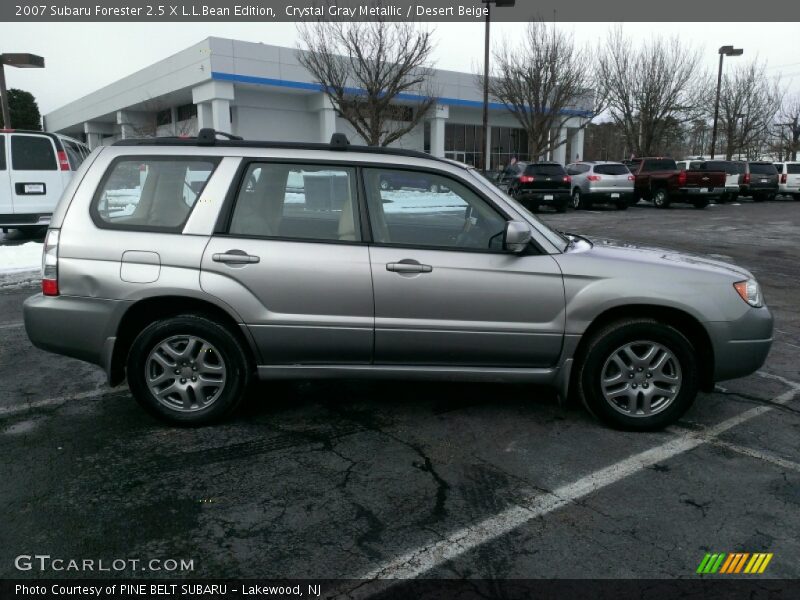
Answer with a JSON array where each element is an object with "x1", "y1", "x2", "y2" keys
[
  {"x1": 499, "y1": 162, "x2": 570, "y2": 212},
  {"x1": 736, "y1": 161, "x2": 779, "y2": 202}
]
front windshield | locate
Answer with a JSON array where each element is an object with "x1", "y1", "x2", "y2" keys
[{"x1": 468, "y1": 168, "x2": 571, "y2": 252}]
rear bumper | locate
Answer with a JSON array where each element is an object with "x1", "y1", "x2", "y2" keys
[
  {"x1": 517, "y1": 190, "x2": 570, "y2": 204},
  {"x1": 740, "y1": 185, "x2": 778, "y2": 195},
  {"x1": 706, "y1": 305, "x2": 774, "y2": 382},
  {"x1": 676, "y1": 186, "x2": 725, "y2": 197},
  {"x1": 778, "y1": 184, "x2": 800, "y2": 194},
  {"x1": 584, "y1": 190, "x2": 633, "y2": 202},
  {"x1": 0, "y1": 214, "x2": 51, "y2": 228},
  {"x1": 23, "y1": 293, "x2": 128, "y2": 376}
]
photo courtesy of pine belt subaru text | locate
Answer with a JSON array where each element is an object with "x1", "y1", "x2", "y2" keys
[{"x1": 23, "y1": 129, "x2": 774, "y2": 429}]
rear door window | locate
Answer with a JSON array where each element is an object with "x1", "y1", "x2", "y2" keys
[
  {"x1": 92, "y1": 157, "x2": 218, "y2": 231},
  {"x1": 229, "y1": 163, "x2": 360, "y2": 242},
  {"x1": 11, "y1": 135, "x2": 56, "y2": 170},
  {"x1": 750, "y1": 163, "x2": 778, "y2": 175},
  {"x1": 594, "y1": 164, "x2": 630, "y2": 175},
  {"x1": 787, "y1": 164, "x2": 800, "y2": 174}
]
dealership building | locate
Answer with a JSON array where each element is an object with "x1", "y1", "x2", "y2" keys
[{"x1": 44, "y1": 37, "x2": 592, "y2": 169}]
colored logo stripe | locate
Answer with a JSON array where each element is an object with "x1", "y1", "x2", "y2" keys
[{"x1": 699, "y1": 552, "x2": 773, "y2": 574}]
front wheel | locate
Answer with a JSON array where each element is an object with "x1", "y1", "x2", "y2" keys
[
  {"x1": 127, "y1": 315, "x2": 251, "y2": 425},
  {"x1": 575, "y1": 318, "x2": 698, "y2": 431},
  {"x1": 652, "y1": 188, "x2": 670, "y2": 209}
]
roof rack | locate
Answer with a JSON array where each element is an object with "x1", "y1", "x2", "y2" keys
[{"x1": 113, "y1": 128, "x2": 445, "y2": 162}]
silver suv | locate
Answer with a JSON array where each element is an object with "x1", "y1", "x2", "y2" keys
[
  {"x1": 566, "y1": 161, "x2": 634, "y2": 210},
  {"x1": 24, "y1": 130, "x2": 773, "y2": 430}
]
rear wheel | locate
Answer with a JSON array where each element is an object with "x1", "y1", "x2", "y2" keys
[
  {"x1": 127, "y1": 315, "x2": 251, "y2": 425},
  {"x1": 572, "y1": 189, "x2": 586, "y2": 210},
  {"x1": 693, "y1": 199, "x2": 709, "y2": 209},
  {"x1": 652, "y1": 188, "x2": 670, "y2": 209},
  {"x1": 576, "y1": 319, "x2": 698, "y2": 431}
]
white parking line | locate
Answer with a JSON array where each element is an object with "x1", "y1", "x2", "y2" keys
[
  {"x1": 705, "y1": 437, "x2": 800, "y2": 474},
  {"x1": 0, "y1": 387, "x2": 121, "y2": 418},
  {"x1": 341, "y1": 375, "x2": 800, "y2": 596}
]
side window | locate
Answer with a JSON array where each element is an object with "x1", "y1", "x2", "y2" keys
[
  {"x1": 63, "y1": 140, "x2": 84, "y2": 170},
  {"x1": 11, "y1": 135, "x2": 56, "y2": 170},
  {"x1": 229, "y1": 163, "x2": 359, "y2": 242},
  {"x1": 363, "y1": 168, "x2": 507, "y2": 252},
  {"x1": 0, "y1": 135, "x2": 5, "y2": 170},
  {"x1": 92, "y1": 157, "x2": 217, "y2": 230}
]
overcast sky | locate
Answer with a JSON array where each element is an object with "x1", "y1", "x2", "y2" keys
[{"x1": 2, "y1": 22, "x2": 799, "y2": 115}]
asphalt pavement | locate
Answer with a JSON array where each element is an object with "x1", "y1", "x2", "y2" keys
[{"x1": 0, "y1": 198, "x2": 798, "y2": 585}]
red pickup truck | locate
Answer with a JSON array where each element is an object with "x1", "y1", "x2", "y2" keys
[{"x1": 628, "y1": 157, "x2": 727, "y2": 209}]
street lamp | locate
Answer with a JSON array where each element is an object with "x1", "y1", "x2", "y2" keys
[
  {"x1": 0, "y1": 53, "x2": 45, "y2": 129},
  {"x1": 480, "y1": 0, "x2": 515, "y2": 172},
  {"x1": 709, "y1": 45, "x2": 743, "y2": 159}
]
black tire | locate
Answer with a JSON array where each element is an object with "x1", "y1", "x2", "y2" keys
[
  {"x1": 716, "y1": 194, "x2": 729, "y2": 204},
  {"x1": 693, "y1": 198, "x2": 709, "y2": 209},
  {"x1": 575, "y1": 318, "x2": 698, "y2": 431},
  {"x1": 127, "y1": 314, "x2": 251, "y2": 426},
  {"x1": 616, "y1": 200, "x2": 628, "y2": 211},
  {"x1": 572, "y1": 189, "x2": 585, "y2": 210},
  {"x1": 652, "y1": 188, "x2": 670, "y2": 209}
]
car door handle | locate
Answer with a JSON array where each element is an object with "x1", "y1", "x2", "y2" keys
[
  {"x1": 212, "y1": 250, "x2": 260, "y2": 264},
  {"x1": 386, "y1": 261, "x2": 432, "y2": 273}
]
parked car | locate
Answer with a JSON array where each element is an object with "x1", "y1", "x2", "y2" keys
[
  {"x1": 0, "y1": 129, "x2": 90, "y2": 234},
  {"x1": 24, "y1": 128, "x2": 773, "y2": 431},
  {"x1": 773, "y1": 161, "x2": 800, "y2": 200},
  {"x1": 502, "y1": 161, "x2": 571, "y2": 212},
  {"x1": 628, "y1": 157, "x2": 726, "y2": 209},
  {"x1": 734, "y1": 161, "x2": 779, "y2": 202},
  {"x1": 677, "y1": 160, "x2": 742, "y2": 203},
  {"x1": 566, "y1": 161, "x2": 633, "y2": 210}
]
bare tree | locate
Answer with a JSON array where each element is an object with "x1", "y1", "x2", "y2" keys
[
  {"x1": 598, "y1": 27, "x2": 704, "y2": 157},
  {"x1": 297, "y1": 18, "x2": 436, "y2": 147},
  {"x1": 712, "y1": 60, "x2": 782, "y2": 160},
  {"x1": 481, "y1": 21, "x2": 603, "y2": 161},
  {"x1": 776, "y1": 94, "x2": 800, "y2": 160}
]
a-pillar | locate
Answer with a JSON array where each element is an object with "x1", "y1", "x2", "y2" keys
[
  {"x1": 426, "y1": 104, "x2": 448, "y2": 158},
  {"x1": 552, "y1": 127, "x2": 568, "y2": 165},
  {"x1": 192, "y1": 81, "x2": 235, "y2": 134}
]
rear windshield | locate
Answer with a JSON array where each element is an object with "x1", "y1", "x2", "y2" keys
[
  {"x1": 700, "y1": 161, "x2": 730, "y2": 172},
  {"x1": 641, "y1": 159, "x2": 677, "y2": 172},
  {"x1": 750, "y1": 163, "x2": 778, "y2": 175},
  {"x1": 11, "y1": 135, "x2": 56, "y2": 170},
  {"x1": 787, "y1": 164, "x2": 800, "y2": 174},
  {"x1": 92, "y1": 157, "x2": 218, "y2": 231},
  {"x1": 593, "y1": 164, "x2": 630, "y2": 175},
  {"x1": 729, "y1": 162, "x2": 746, "y2": 174},
  {"x1": 525, "y1": 164, "x2": 566, "y2": 176}
]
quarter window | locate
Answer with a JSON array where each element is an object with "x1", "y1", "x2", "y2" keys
[
  {"x1": 11, "y1": 135, "x2": 56, "y2": 170},
  {"x1": 93, "y1": 158, "x2": 217, "y2": 230},
  {"x1": 0, "y1": 135, "x2": 6, "y2": 170},
  {"x1": 363, "y1": 168, "x2": 507, "y2": 251},
  {"x1": 229, "y1": 163, "x2": 360, "y2": 242}
]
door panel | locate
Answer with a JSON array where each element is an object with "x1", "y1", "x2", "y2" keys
[{"x1": 9, "y1": 134, "x2": 63, "y2": 215}]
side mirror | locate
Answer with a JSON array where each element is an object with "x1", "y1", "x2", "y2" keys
[{"x1": 504, "y1": 221, "x2": 532, "y2": 253}]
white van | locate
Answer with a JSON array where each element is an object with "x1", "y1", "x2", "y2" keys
[
  {"x1": 0, "y1": 129, "x2": 90, "y2": 233},
  {"x1": 774, "y1": 162, "x2": 800, "y2": 200}
]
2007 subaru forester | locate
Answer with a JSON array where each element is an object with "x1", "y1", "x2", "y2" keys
[{"x1": 23, "y1": 129, "x2": 773, "y2": 429}]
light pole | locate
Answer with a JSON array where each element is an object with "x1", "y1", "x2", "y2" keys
[
  {"x1": 480, "y1": 0, "x2": 515, "y2": 172},
  {"x1": 709, "y1": 45, "x2": 743, "y2": 159},
  {"x1": 0, "y1": 53, "x2": 45, "y2": 129}
]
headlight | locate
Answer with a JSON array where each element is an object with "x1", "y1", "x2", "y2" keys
[{"x1": 733, "y1": 279, "x2": 762, "y2": 307}]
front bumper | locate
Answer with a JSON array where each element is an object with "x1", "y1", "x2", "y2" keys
[
  {"x1": 706, "y1": 305, "x2": 774, "y2": 382},
  {"x1": 23, "y1": 293, "x2": 128, "y2": 376}
]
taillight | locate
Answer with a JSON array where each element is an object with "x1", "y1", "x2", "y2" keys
[
  {"x1": 587, "y1": 175, "x2": 601, "y2": 182},
  {"x1": 628, "y1": 175, "x2": 635, "y2": 181},
  {"x1": 519, "y1": 175, "x2": 535, "y2": 183},
  {"x1": 57, "y1": 150, "x2": 70, "y2": 171},
  {"x1": 563, "y1": 175, "x2": 571, "y2": 183},
  {"x1": 42, "y1": 229, "x2": 59, "y2": 296},
  {"x1": 677, "y1": 170, "x2": 687, "y2": 186},
  {"x1": 781, "y1": 173, "x2": 787, "y2": 184},
  {"x1": 743, "y1": 173, "x2": 750, "y2": 184}
]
